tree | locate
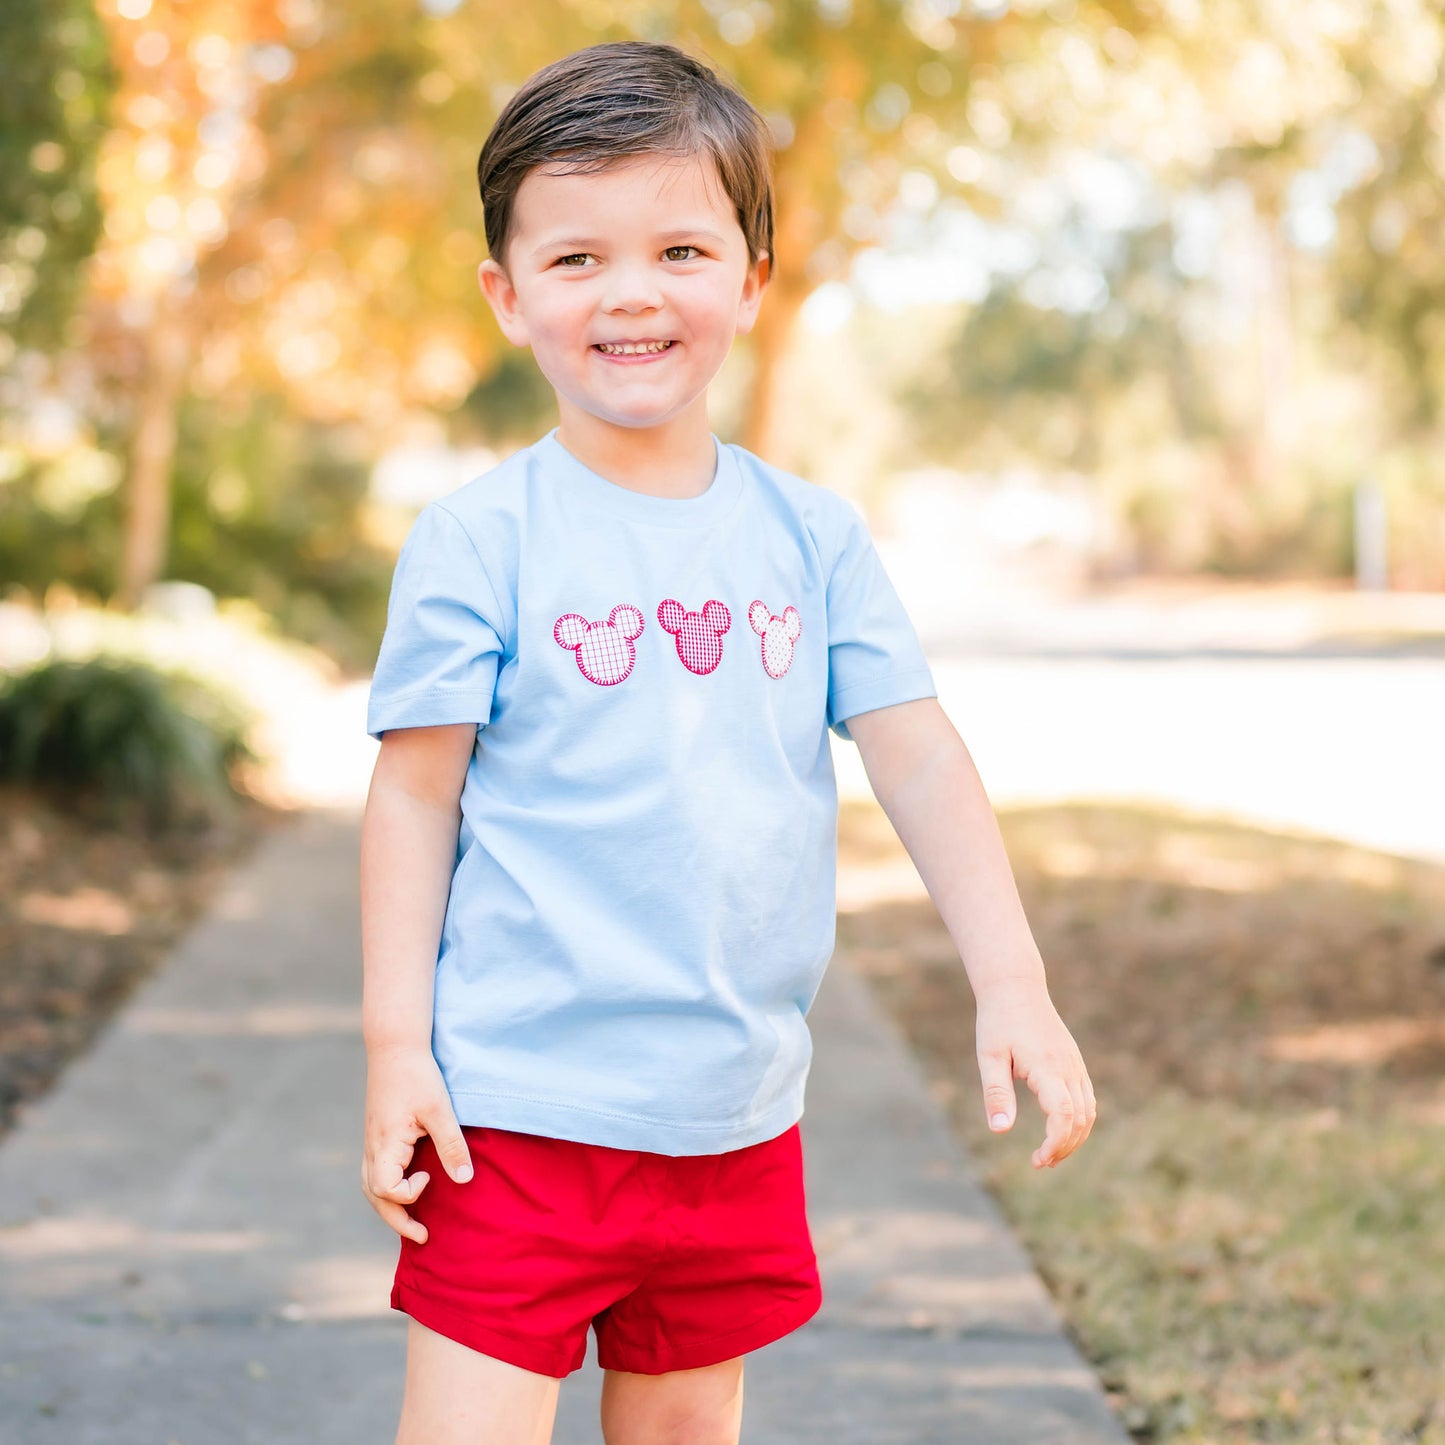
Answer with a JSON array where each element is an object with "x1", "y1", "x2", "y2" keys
[
  {"x1": 534, "y1": 0, "x2": 1088, "y2": 459},
  {"x1": 82, "y1": 0, "x2": 291, "y2": 608},
  {"x1": 73, "y1": 0, "x2": 1444, "y2": 603},
  {"x1": 0, "y1": 0, "x2": 112, "y2": 355}
]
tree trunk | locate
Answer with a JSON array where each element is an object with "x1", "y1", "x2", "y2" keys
[
  {"x1": 739, "y1": 271, "x2": 810, "y2": 463},
  {"x1": 115, "y1": 291, "x2": 191, "y2": 611},
  {"x1": 738, "y1": 81, "x2": 846, "y2": 465}
]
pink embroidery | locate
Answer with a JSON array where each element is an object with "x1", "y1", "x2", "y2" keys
[
  {"x1": 554, "y1": 604, "x2": 645, "y2": 685},
  {"x1": 657, "y1": 598, "x2": 731, "y2": 675},
  {"x1": 748, "y1": 600, "x2": 801, "y2": 678}
]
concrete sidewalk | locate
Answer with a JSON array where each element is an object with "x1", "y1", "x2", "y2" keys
[{"x1": 0, "y1": 804, "x2": 1127, "y2": 1444}]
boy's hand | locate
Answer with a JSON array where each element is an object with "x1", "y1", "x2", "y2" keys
[
  {"x1": 361, "y1": 1043, "x2": 473, "y2": 1244},
  {"x1": 974, "y1": 976, "x2": 1097, "y2": 1169}
]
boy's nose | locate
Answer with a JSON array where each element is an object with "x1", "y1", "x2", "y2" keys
[{"x1": 601, "y1": 263, "x2": 665, "y2": 314}]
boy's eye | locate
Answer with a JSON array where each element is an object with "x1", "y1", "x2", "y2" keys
[{"x1": 552, "y1": 246, "x2": 700, "y2": 268}]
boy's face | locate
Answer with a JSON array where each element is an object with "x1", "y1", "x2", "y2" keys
[{"x1": 477, "y1": 150, "x2": 769, "y2": 438}]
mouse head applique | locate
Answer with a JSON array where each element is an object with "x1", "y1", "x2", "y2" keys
[
  {"x1": 657, "y1": 598, "x2": 731, "y2": 676},
  {"x1": 748, "y1": 601, "x2": 801, "y2": 678},
  {"x1": 554, "y1": 604, "x2": 645, "y2": 685}
]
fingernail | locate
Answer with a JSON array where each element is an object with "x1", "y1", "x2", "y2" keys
[
  {"x1": 456, "y1": 1164, "x2": 473, "y2": 1182},
  {"x1": 990, "y1": 1113, "x2": 1009, "y2": 1129}
]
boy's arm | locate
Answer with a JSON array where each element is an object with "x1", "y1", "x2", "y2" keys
[
  {"x1": 844, "y1": 697, "x2": 1097, "y2": 1168},
  {"x1": 359, "y1": 723, "x2": 479, "y2": 1240},
  {"x1": 360, "y1": 723, "x2": 474, "y2": 1050}
]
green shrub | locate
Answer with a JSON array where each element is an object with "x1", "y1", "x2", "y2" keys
[
  {"x1": 0, "y1": 394, "x2": 398, "y2": 675},
  {"x1": 0, "y1": 655, "x2": 258, "y2": 833}
]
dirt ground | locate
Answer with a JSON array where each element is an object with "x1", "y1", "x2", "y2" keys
[
  {"x1": 0, "y1": 783, "x2": 294, "y2": 1142},
  {"x1": 838, "y1": 796, "x2": 1445, "y2": 1441},
  {"x1": 838, "y1": 797, "x2": 1445, "y2": 1122}
]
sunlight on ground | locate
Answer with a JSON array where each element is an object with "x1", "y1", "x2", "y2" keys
[
  {"x1": 1265, "y1": 1016, "x2": 1445, "y2": 1066},
  {"x1": 1022, "y1": 831, "x2": 1408, "y2": 893},
  {"x1": 835, "y1": 854, "x2": 930, "y2": 912},
  {"x1": 250, "y1": 676, "x2": 375, "y2": 811},
  {"x1": 283, "y1": 1255, "x2": 398, "y2": 1321},
  {"x1": 1026, "y1": 835, "x2": 1285, "y2": 892},
  {"x1": 0, "y1": 1216, "x2": 269, "y2": 1259},
  {"x1": 16, "y1": 886, "x2": 136, "y2": 933},
  {"x1": 121, "y1": 1003, "x2": 362, "y2": 1037}
]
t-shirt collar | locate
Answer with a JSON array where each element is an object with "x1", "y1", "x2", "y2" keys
[{"x1": 534, "y1": 427, "x2": 742, "y2": 529}]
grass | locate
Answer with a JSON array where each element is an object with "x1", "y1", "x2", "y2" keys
[{"x1": 837, "y1": 798, "x2": 1445, "y2": 1443}]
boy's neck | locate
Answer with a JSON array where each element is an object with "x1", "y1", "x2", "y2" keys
[{"x1": 554, "y1": 406, "x2": 718, "y2": 500}]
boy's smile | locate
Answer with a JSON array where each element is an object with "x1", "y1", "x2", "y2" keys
[{"x1": 478, "y1": 151, "x2": 769, "y2": 489}]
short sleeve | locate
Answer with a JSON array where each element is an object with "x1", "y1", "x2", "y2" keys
[
  {"x1": 366, "y1": 503, "x2": 508, "y2": 741},
  {"x1": 825, "y1": 500, "x2": 937, "y2": 742}
]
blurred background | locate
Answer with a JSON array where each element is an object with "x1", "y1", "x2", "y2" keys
[{"x1": 2, "y1": 1, "x2": 1444, "y2": 1440}]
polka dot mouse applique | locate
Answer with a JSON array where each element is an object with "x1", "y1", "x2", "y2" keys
[
  {"x1": 554, "y1": 604, "x2": 645, "y2": 685},
  {"x1": 657, "y1": 598, "x2": 731, "y2": 675},
  {"x1": 748, "y1": 600, "x2": 801, "y2": 679}
]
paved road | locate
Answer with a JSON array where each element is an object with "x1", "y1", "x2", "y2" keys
[{"x1": 848, "y1": 558, "x2": 1445, "y2": 866}]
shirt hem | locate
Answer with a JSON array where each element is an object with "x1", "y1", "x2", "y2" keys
[
  {"x1": 829, "y1": 667, "x2": 938, "y2": 738},
  {"x1": 446, "y1": 1085, "x2": 806, "y2": 1156},
  {"x1": 367, "y1": 689, "x2": 497, "y2": 740},
  {"x1": 830, "y1": 666, "x2": 937, "y2": 709}
]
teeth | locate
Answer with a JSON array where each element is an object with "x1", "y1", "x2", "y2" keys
[{"x1": 597, "y1": 340, "x2": 672, "y2": 354}]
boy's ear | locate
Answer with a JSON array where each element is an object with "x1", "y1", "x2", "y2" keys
[
  {"x1": 478, "y1": 257, "x2": 530, "y2": 347},
  {"x1": 734, "y1": 250, "x2": 771, "y2": 337}
]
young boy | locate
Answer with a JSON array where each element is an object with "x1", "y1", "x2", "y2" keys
[{"x1": 360, "y1": 39, "x2": 1095, "y2": 1445}]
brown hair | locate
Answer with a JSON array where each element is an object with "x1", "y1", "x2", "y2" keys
[{"x1": 476, "y1": 41, "x2": 774, "y2": 277}]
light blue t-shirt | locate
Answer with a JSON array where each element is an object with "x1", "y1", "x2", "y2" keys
[{"x1": 366, "y1": 428, "x2": 937, "y2": 1155}]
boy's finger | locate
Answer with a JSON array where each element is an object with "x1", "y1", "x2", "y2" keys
[
  {"x1": 362, "y1": 1149, "x2": 409, "y2": 1194},
  {"x1": 422, "y1": 1115, "x2": 474, "y2": 1184},
  {"x1": 373, "y1": 1169, "x2": 429, "y2": 1202},
  {"x1": 369, "y1": 1194, "x2": 429, "y2": 1245},
  {"x1": 1070, "y1": 1078, "x2": 1095, "y2": 1152},
  {"x1": 1052, "y1": 1081, "x2": 1083, "y2": 1161},
  {"x1": 1032, "y1": 1077, "x2": 1076, "y2": 1167},
  {"x1": 1035, "y1": 1116, "x2": 1070, "y2": 1168},
  {"x1": 363, "y1": 1137, "x2": 415, "y2": 1189},
  {"x1": 977, "y1": 1051, "x2": 1017, "y2": 1132},
  {"x1": 1062, "y1": 1067, "x2": 1098, "y2": 1154}
]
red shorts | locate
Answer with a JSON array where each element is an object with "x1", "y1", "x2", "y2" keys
[{"x1": 390, "y1": 1121, "x2": 823, "y2": 1378}]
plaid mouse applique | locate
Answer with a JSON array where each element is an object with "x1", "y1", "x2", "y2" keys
[{"x1": 553, "y1": 604, "x2": 646, "y2": 686}]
